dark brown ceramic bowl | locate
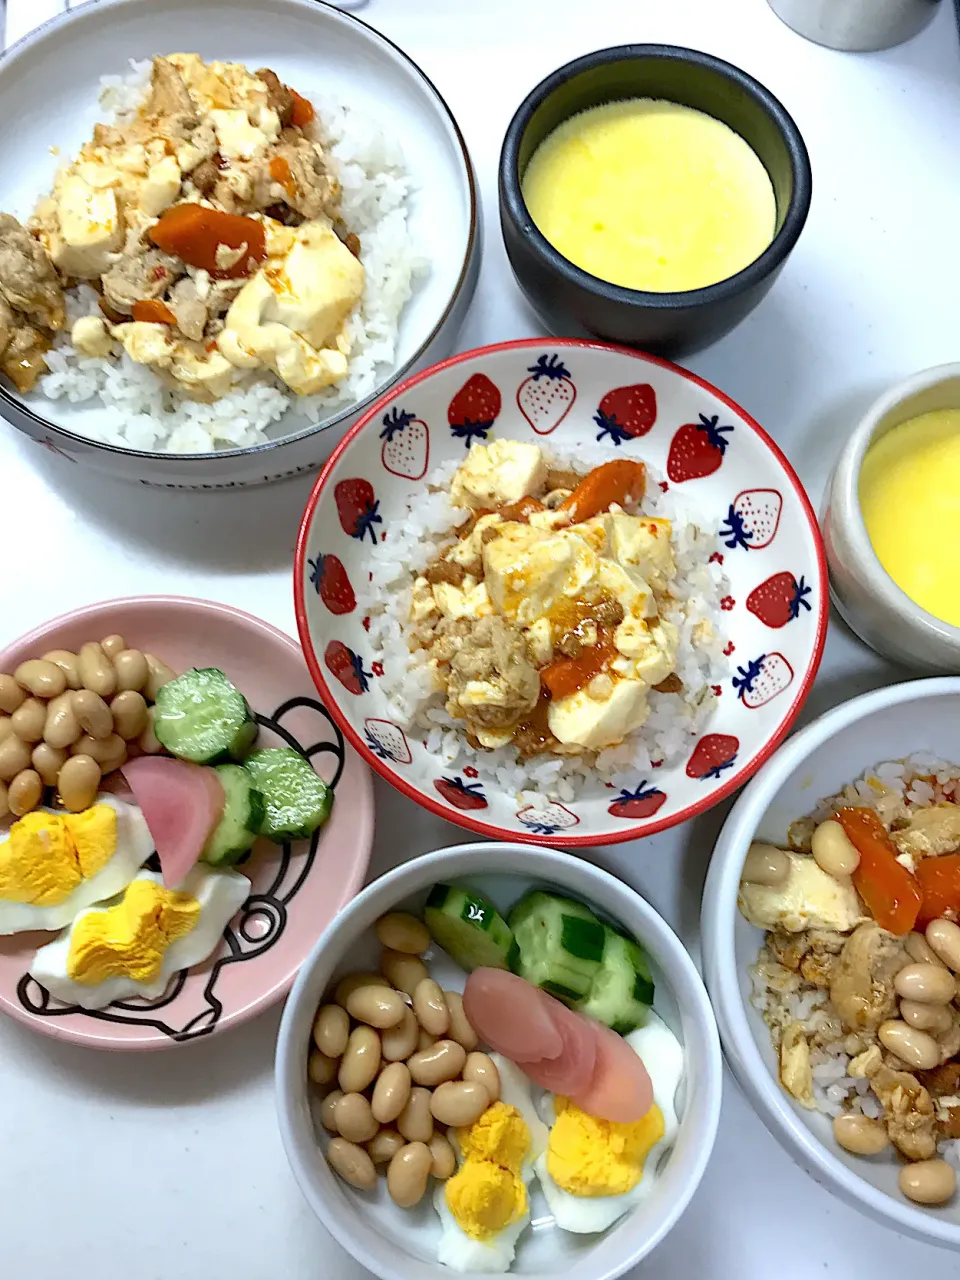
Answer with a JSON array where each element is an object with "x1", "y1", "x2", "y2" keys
[{"x1": 499, "y1": 45, "x2": 812, "y2": 358}]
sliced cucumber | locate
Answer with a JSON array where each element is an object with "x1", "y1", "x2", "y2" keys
[
  {"x1": 243, "y1": 747, "x2": 333, "y2": 842},
  {"x1": 508, "y1": 890, "x2": 606, "y2": 1005},
  {"x1": 202, "y1": 764, "x2": 266, "y2": 866},
  {"x1": 577, "y1": 929, "x2": 654, "y2": 1035},
  {"x1": 154, "y1": 668, "x2": 257, "y2": 765},
  {"x1": 424, "y1": 884, "x2": 518, "y2": 971}
]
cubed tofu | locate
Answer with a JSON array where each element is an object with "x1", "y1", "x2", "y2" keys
[
  {"x1": 738, "y1": 852, "x2": 866, "y2": 933},
  {"x1": 446, "y1": 513, "x2": 503, "y2": 567},
  {"x1": 71, "y1": 315, "x2": 114, "y2": 358},
  {"x1": 622, "y1": 618, "x2": 679, "y2": 688},
  {"x1": 450, "y1": 441, "x2": 547, "y2": 511},
  {"x1": 483, "y1": 524, "x2": 597, "y2": 626},
  {"x1": 409, "y1": 577, "x2": 439, "y2": 624},
  {"x1": 168, "y1": 346, "x2": 236, "y2": 400},
  {"x1": 209, "y1": 108, "x2": 270, "y2": 160},
  {"x1": 524, "y1": 617, "x2": 553, "y2": 666},
  {"x1": 140, "y1": 156, "x2": 182, "y2": 217},
  {"x1": 548, "y1": 678, "x2": 650, "y2": 751},
  {"x1": 52, "y1": 175, "x2": 123, "y2": 278},
  {"x1": 779, "y1": 1023, "x2": 816, "y2": 1109},
  {"x1": 605, "y1": 513, "x2": 676, "y2": 594},
  {"x1": 112, "y1": 321, "x2": 176, "y2": 368},
  {"x1": 431, "y1": 580, "x2": 492, "y2": 620}
]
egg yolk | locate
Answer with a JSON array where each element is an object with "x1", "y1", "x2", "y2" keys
[
  {"x1": 0, "y1": 806, "x2": 117, "y2": 906},
  {"x1": 66, "y1": 878, "x2": 200, "y2": 986},
  {"x1": 446, "y1": 1102, "x2": 530, "y2": 1241},
  {"x1": 546, "y1": 1096, "x2": 665, "y2": 1197}
]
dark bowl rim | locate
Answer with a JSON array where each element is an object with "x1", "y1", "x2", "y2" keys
[
  {"x1": 499, "y1": 42, "x2": 813, "y2": 313},
  {"x1": 0, "y1": 0, "x2": 479, "y2": 463}
]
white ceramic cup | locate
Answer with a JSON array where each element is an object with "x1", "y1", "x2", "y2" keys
[{"x1": 823, "y1": 362, "x2": 960, "y2": 670}]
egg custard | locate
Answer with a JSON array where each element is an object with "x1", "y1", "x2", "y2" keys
[{"x1": 522, "y1": 98, "x2": 776, "y2": 293}]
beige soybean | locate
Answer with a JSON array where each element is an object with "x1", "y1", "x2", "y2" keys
[
  {"x1": 0, "y1": 781, "x2": 8, "y2": 821},
  {"x1": 387, "y1": 1142, "x2": 432, "y2": 1208},
  {"x1": 417, "y1": 1029, "x2": 438, "y2": 1053},
  {"x1": 346, "y1": 985, "x2": 407, "y2": 1030},
  {"x1": 8, "y1": 770, "x2": 42, "y2": 817},
  {"x1": 14, "y1": 659, "x2": 66, "y2": 700},
  {"x1": 320, "y1": 1090, "x2": 344, "y2": 1134},
  {"x1": 0, "y1": 675, "x2": 25, "y2": 715},
  {"x1": 73, "y1": 733, "x2": 127, "y2": 774},
  {"x1": 380, "y1": 948, "x2": 429, "y2": 997},
  {"x1": 336, "y1": 1093, "x2": 380, "y2": 1145},
  {"x1": 878, "y1": 1020, "x2": 940, "y2": 1070},
  {"x1": 313, "y1": 1004, "x2": 350, "y2": 1059},
  {"x1": 113, "y1": 649, "x2": 148, "y2": 694},
  {"x1": 811, "y1": 820, "x2": 860, "y2": 877},
  {"x1": 375, "y1": 912, "x2": 430, "y2": 955},
  {"x1": 72, "y1": 690, "x2": 114, "y2": 740},
  {"x1": 0, "y1": 717, "x2": 12, "y2": 743},
  {"x1": 900, "y1": 999, "x2": 954, "y2": 1035},
  {"x1": 327, "y1": 1138, "x2": 377, "y2": 1192},
  {"x1": 833, "y1": 1113, "x2": 889, "y2": 1156},
  {"x1": 308, "y1": 1049, "x2": 339, "y2": 1087},
  {"x1": 905, "y1": 932, "x2": 947, "y2": 968},
  {"x1": 741, "y1": 842, "x2": 791, "y2": 887},
  {"x1": 335, "y1": 971, "x2": 393, "y2": 1009},
  {"x1": 78, "y1": 643, "x2": 116, "y2": 698},
  {"x1": 381, "y1": 1006, "x2": 420, "y2": 1062},
  {"x1": 463, "y1": 1052, "x2": 501, "y2": 1102},
  {"x1": 339, "y1": 1026, "x2": 382, "y2": 1093},
  {"x1": 430, "y1": 1081, "x2": 489, "y2": 1128},
  {"x1": 397, "y1": 1086, "x2": 434, "y2": 1144},
  {"x1": 428, "y1": 1133, "x2": 456, "y2": 1181},
  {"x1": 11, "y1": 698, "x2": 47, "y2": 743},
  {"x1": 408, "y1": 1040, "x2": 466, "y2": 1087},
  {"x1": 57, "y1": 754, "x2": 101, "y2": 812},
  {"x1": 899, "y1": 1159, "x2": 957, "y2": 1206},
  {"x1": 445, "y1": 991, "x2": 479, "y2": 1052},
  {"x1": 43, "y1": 693, "x2": 80, "y2": 750},
  {"x1": 894, "y1": 963, "x2": 956, "y2": 1005},
  {"x1": 110, "y1": 691, "x2": 148, "y2": 742},
  {"x1": 100, "y1": 635, "x2": 127, "y2": 661},
  {"x1": 926, "y1": 918, "x2": 960, "y2": 974},
  {"x1": 0, "y1": 734, "x2": 32, "y2": 782},
  {"x1": 31, "y1": 742, "x2": 66, "y2": 788},
  {"x1": 371, "y1": 1062, "x2": 412, "y2": 1124},
  {"x1": 367, "y1": 1128, "x2": 405, "y2": 1166},
  {"x1": 413, "y1": 979, "x2": 449, "y2": 1037},
  {"x1": 138, "y1": 706, "x2": 163, "y2": 755},
  {"x1": 42, "y1": 650, "x2": 81, "y2": 690},
  {"x1": 143, "y1": 654, "x2": 177, "y2": 702}
]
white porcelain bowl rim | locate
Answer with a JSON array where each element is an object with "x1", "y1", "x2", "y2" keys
[
  {"x1": 831, "y1": 362, "x2": 960, "y2": 650},
  {"x1": 276, "y1": 841, "x2": 723, "y2": 1280},
  {"x1": 702, "y1": 675, "x2": 960, "y2": 1249}
]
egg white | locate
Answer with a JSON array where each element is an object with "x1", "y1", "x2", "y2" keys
[
  {"x1": 534, "y1": 1012, "x2": 684, "y2": 1234},
  {"x1": 28, "y1": 864, "x2": 250, "y2": 1009},
  {"x1": 433, "y1": 1054, "x2": 548, "y2": 1273},
  {"x1": 0, "y1": 795, "x2": 155, "y2": 936}
]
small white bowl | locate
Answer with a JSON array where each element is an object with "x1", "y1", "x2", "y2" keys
[
  {"x1": 701, "y1": 677, "x2": 960, "y2": 1250},
  {"x1": 823, "y1": 363, "x2": 960, "y2": 670},
  {"x1": 276, "y1": 842, "x2": 722, "y2": 1280}
]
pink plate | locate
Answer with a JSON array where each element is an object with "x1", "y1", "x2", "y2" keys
[
  {"x1": 0, "y1": 596, "x2": 374, "y2": 1050},
  {"x1": 295, "y1": 339, "x2": 827, "y2": 847}
]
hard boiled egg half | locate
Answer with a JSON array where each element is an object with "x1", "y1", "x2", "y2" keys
[
  {"x1": 29, "y1": 864, "x2": 250, "y2": 1010},
  {"x1": 0, "y1": 795, "x2": 154, "y2": 935},
  {"x1": 434, "y1": 1055, "x2": 548, "y2": 1274},
  {"x1": 534, "y1": 1012, "x2": 683, "y2": 1233}
]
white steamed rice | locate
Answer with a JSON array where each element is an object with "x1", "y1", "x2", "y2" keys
[
  {"x1": 360, "y1": 441, "x2": 731, "y2": 803},
  {"x1": 33, "y1": 60, "x2": 426, "y2": 453}
]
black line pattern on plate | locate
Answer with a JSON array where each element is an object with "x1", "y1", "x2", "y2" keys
[{"x1": 15, "y1": 695, "x2": 346, "y2": 1041}]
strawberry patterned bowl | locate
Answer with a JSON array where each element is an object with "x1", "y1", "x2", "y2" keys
[{"x1": 295, "y1": 338, "x2": 828, "y2": 848}]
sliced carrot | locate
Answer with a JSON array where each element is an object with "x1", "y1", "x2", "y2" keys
[
  {"x1": 498, "y1": 496, "x2": 545, "y2": 522},
  {"x1": 269, "y1": 155, "x2": 296, "y2": 198},
  {"x1": 289, "y1": 88, "x2": 315, "y2": 128},
  {"x1": 540, "y1": 632, "x2": 617, "y2": 701},
  {"x1": 148, "y1": 205, "x2": 266, "y2": 280},
  {"x1": 837, "y1": 806, "x2": 922, "y2": 935},
  {"x1": 555, "y1": 460, "x2": 646, "y2": 524},
  {"x1": 131, "y1": 299, "x2": 177, "y2": 325},
  {"x1": 916, "y1": 854, "x2": 960, "y2": 928}
]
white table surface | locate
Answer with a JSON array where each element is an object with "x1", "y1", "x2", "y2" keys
[{"x1": 1, "y1": 0, "x2": 957, "y2": 1275}]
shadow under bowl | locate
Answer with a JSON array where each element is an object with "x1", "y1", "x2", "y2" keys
[{"x1": 499, "y1": 44, "x2": 812, "y2": 358}]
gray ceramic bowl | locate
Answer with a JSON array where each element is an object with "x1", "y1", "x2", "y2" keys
[{"x1": 0, "y1": 0, "x2": 479, "y2": 489}]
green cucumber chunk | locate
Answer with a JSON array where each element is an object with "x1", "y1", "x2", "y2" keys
[
  {"x1": 243, "y1": 747, "x2": 333, "y2": 842},
  {"x1": 424, "y1": 884, "x2": 517, "y2": 971},
  {"x1": 154, "y1": 668, "x2": 257, "y2": 765},
  {"x1": 577, "y1": 929, "x2": 654, "y2": 1034},
  {"x1": 202, "y1": 764, "x2": 266, "y2": 866},
  {"x1": 507, "y1": 890, "x2": 605, "y2": 1005}
]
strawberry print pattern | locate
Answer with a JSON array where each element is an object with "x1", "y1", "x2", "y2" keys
[
  {"x1": 434, "y1": 775, "x2": 488, "y2": 810},
  {"x1": 746, "y1": 573, "x2": 813, "y2": 628},
  {"x1": 667, "y1": 414, "x2": 733, "y2": 482},
  {"x1": 594, "y1": 383, "x2": 657, "y2": 444},
  {"x1": 516, "y1": 802, "x2": 580, "y2": 834},
  {"x1": 363, "y1": 719, "x2": 412, "y2": 764},
  {"x1": 380, "y1": 408, "x2": 430, "y2": 479},
  {"x1": 448, "y1": 374, "x2": 502, "y2": 446},
  {"x1": 607, "y1": 783, "x2": 667, "y2": 820},
  {"x1": 325, "y1": 641, "x2": 371, "y2": 695},
  {"x1": 686, "y1": 734, "x2": 740, "y2": 780},
  {"x1": 720, "y1": 489, "x2": 783, "y2": 551},
  {"x1": 517, "y1": 354, "x2": 577, "y2": 435},
  {"x1": 335, "y1": 478, "x2": 381, "y2": 544},
  {"x1": 308, "y1": 553, "x2": 355, "y2": 615},
  {"x1": 733, "y1": 653, "x2": 794, "y2": 708}
]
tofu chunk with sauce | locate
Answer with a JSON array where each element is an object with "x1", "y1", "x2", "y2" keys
[
  {"x1": 450, "y1": 441, "x2": 547, "y2": 511},
  {"x1": 548, "y1": 678, "x2": 650, "y2": 751},
  {"x1": 604, "y1": 513, "x2": 676, "y2": 594},
  {"x1": 738, "y1": 852, "x2": 866, "y2": 934},
  {"x1": 51, "y1": 175, "x2": 124, "y2": 278},
  {"x1": 483, "y1": 523, "x2": 597, "y2": 626},
  {"x1": 140, "y1": 156, "x2": 182, "y2": 218}
]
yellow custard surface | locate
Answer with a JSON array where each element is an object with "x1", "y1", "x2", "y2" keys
[
  {"x1": 521, "y1": 98, "x2": 777, "y2": 293},
  {"x1": 859, "y1": 408, "x2": 960, "y2": 626}
]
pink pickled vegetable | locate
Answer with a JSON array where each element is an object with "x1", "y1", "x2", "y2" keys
[
  {"x1": 519, "y1": 993, "x2": 598, "y2": 1096},
  {"x1": 122, "y1": 756, "x2": 225, "y2": 887},
  {"x1": 569, "y1": 1022, "x2": 654, "y2": 1123},
  {"x1": 462, "y1": 969, "x2": 564, "y2": 1063}
]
